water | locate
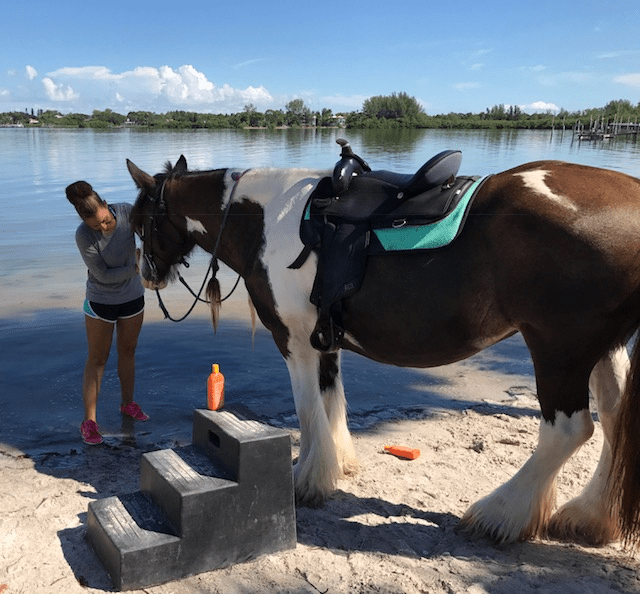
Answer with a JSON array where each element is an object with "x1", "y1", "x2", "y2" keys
[
  {"x1": 2, "y1": 127, "x2": 639, "y2": 457},
  {"x1": 3, "y1": 127, "x2": 639, "y2": 279}
]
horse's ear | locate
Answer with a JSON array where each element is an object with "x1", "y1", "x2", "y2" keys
[
  {"x1": 126, "y1": 159, "x2": 156, "y2": 191},
  {"x1": 176, "y1": 155, "x2": 188, "y2": 172}
]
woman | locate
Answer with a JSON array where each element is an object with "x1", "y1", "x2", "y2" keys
[{"x1": 66, "y1": 180, "x2": 148, "y2": 445}]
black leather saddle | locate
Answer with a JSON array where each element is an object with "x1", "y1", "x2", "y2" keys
[
  {"x1": 290, "y1": 139, "x2": 479, "y2": 352},
  {"x1": 331, "y1": 137, "x2": 462, "y2": 203}
]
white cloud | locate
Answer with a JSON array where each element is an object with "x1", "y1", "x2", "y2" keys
[
  {"x1": 454, "y1": 82, "x2": 481, "y2": 91},
  {"x1": 25, "y1": 65, "x2": 38, "y2": 80},
  {"x1": 615, "y1": 73, "x2": 640, "y2": 88},
  {"x1": 44, "y1": 64, "x2": 274, "y2": 112},
  {"x1": 50, "y1": 66, "x2": 113, "y2": 79},
  {"x1": 536, "y1": 71, "x2": 593, "y2": 87},
  {"x1": 522, "y1": 101, "x2": 560, "y2": 113},
  {"x1": 232, "y1": 58, "x2": 266, "y2": 70},
  {"x1": 597, "y1": 50, "x2": 640, "y2": 60},
  {"x1": 42, "y1": 78, "x2": 78, "y2": 101}
]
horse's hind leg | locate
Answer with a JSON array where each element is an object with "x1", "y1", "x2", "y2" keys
[
  {"x1": 460, "y1": 343, "x2": 595, "y2": 543},
  {"x1": 548, "y1": 345, "x2": 629, "y2": 545}
]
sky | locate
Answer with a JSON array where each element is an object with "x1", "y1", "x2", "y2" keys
[{"x1": 1, "y1": 0, "x2": 639, "y2": 117}]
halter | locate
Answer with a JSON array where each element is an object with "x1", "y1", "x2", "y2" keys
[{"x1": 145, "y1": 169, "x2": 247, "y2": 322}]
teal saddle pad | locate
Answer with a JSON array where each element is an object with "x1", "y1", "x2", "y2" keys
[{"x1": 370, "y1": 175, "x2": 489, "y2": 253}]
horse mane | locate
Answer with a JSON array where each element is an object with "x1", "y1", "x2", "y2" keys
[{"x1": 163, "y1": 160, "x2": 183, "y2": 177}]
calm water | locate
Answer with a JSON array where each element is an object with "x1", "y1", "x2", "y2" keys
[
  {"x1": 3, "y1": 127, "x2": 640, "y2": 282},
  {"x1": 2, "y1": 128, "x2": 640, "y2": 456}
]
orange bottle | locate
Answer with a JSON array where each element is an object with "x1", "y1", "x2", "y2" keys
[{"x1": 207, "y1": 364, "x2": 225, "y2": 410}]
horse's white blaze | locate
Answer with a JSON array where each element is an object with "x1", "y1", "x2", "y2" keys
[
  {"x1": 462, "y1": 409, "x2": 593, "y2": 542},
  {"x1": 515, "y1": 169, "x2": 579, "y2": 212},
  {"x1": 185, "y1": 216, "x2": 207, "y2": 235}
]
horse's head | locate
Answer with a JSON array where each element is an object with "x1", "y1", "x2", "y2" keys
[{"x1": 127, "y1": 155, "x2": 197, "y2": 290}]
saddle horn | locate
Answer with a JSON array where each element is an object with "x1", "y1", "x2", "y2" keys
[{"x1": 332, "y1": 138, "x2": 371, "y2": 195}]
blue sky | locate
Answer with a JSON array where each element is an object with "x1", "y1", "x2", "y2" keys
[{"x1": 2, "y1": 0, "x2": 639, "y2": 116}]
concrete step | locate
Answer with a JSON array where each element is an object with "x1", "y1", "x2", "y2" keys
[
  {"x1": 87, "y1": 491, "x2": 181, "y2": 590},
  {"x1": 87, "y1": 407, "x2": 297, "y2": 590},
  {"x1": 140, "y1": 446, "x2": 238, "y2": 537}
]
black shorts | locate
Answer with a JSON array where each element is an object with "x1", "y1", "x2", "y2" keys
[{"x1": 83, "y1": 296, "x2": 145, "y2": 323}]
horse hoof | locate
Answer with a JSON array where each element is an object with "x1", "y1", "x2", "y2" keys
[
  {"x1": 548, "y1": 506, "x2": 619, "y2": 546},
  {"x1": 341, "y1": 458, "x2": 360, "y2": 477},
  {"x1": 295, "y1": 487, "x2": 327, "y2": 508}
]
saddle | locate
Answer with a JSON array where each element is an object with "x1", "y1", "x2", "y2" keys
[{"x1": 290, "y1": 139, "x2": 487, "y2": 352}]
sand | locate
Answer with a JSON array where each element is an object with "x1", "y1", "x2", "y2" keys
[
  {"x1": 3, "y1": 394, "x2": 640, "y2": 593},
  {"x1": 2, "y1": 274, "x2": 640, "y2": 593}
]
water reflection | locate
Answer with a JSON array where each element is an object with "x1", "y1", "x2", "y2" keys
[{"x1": 2, "y1": 127, "x2": 639, "y2": 281}]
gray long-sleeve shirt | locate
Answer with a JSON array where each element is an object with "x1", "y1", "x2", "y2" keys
[{"x1": 75, "y1": 202, "x2": 145, "y2": 305}]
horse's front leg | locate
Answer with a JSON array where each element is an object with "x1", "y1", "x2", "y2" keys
[
  {"x1": 319, "y1": 351, "x2": 359, "y2": 478},
  {"x1": 284, "y1": 332, "x2": 357, "y2": 506},
  {"x1": 547, "y1": 346, "x2": 629, "y2": 545},
  {"x1": 460, "y1": 352, "x2": 594, "y2": 543}
]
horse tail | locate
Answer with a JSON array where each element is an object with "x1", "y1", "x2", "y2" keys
[
  {"x1": 206, "y1": 276, "x2": 221, "y2": 333},
  {"x1": 610, "y1": 337, "x2": 640, "y2": 549}
]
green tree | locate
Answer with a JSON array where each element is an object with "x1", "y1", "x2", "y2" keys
[
  {"x1": 127, "y1": 111, "x2": 162, "y2": 126},
  {"x1": 90, "y1": 109, "x2": 126, "y2": 126},
  {"x1": 362, "y1": 92, "x2": 424, "y2": 120},
  {"x1": 265, "y1": 109, "x2": 285, "y2": 129},
  {"x1": 318, "y1": 107, "x2": 334, "y2": 127},
  {"x1": 285, "y1": 99, "x2": 310, "y2": 127}
]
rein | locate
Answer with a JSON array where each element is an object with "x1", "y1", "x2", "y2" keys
[{"x1": 152, "y1": 170, "x2": 247, "y2": 323}]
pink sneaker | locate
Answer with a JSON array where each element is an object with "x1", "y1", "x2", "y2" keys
[
  {"x1": 81, "y1": 420, "x2": 103, "y2": 445},
  {"x1": 120, "y1": 402, "x2": 149, "y2": 421}
]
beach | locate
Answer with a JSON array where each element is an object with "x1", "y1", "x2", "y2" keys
[
  {"x1": 3, "y1": 401, "x2": 640, "y2": 593},
  {"x1": 2, "y1": 279, "x2": 640, "y2": 593}
]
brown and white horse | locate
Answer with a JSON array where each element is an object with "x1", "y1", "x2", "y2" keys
[{"x1": 127, "y1": 154, "x2": 640, "y2": 549}]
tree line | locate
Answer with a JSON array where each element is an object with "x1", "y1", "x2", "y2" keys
[{"x1": 2, "y1": 93, "x2": 639, "y2": 131}]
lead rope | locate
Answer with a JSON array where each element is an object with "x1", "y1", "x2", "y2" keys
[{"x1": 155, "y1": 169, "x2": 247, "y2": 322}]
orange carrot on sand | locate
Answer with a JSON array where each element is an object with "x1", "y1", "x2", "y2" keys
[{"x1": 384, "y1": 445, "x2": 420, "y2": 460}]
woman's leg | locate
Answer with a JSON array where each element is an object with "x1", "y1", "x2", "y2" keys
[
  {"x1": 83, "y1": 316, "x2": 115, "y2": 422},
  {"x1": 116, "y1": 311, "x2": 144, "y2": 406}
]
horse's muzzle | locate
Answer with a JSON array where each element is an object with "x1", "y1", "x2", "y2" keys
[
  {"x1": 141, "y1": 277, "x2": 168, "y2": 291},
  {"x1": 141, "y1": 254, "x2": 168, "y2": 290}
]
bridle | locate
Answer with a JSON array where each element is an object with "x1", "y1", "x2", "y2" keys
[
  {"x1": 141, "y1": 177, "x2": 186, "y2": 284},
  {"x1": 141, "y1": 170, "x2": 246, "y2": 322}
]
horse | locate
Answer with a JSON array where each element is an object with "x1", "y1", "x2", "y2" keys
[{"x1": 126, "y1": 152, "x2": 640, "y2": 549}]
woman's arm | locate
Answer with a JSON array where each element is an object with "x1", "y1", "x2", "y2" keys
[{"x1": 76, "y1": 232, "x2": 137, "y2": 284}]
